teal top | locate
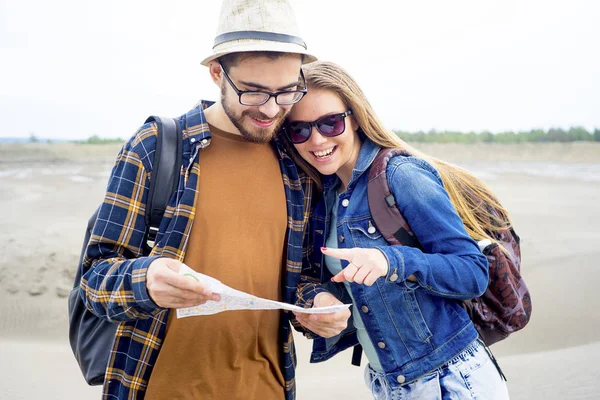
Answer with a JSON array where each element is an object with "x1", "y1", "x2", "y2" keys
[{"x1": 324, "y1": 193, "x2": 383, "y2": 372}]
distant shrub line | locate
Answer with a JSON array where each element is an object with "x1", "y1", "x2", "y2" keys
[
  {"x1": 73, "y1": 135, "x2": 125, "y2": 144},
  {"x1": 393, "y1": 127, "x2": 600, "y2": 143},
  {"x1": 25, "y1": 127, "x2": 600, "y2": 144}
]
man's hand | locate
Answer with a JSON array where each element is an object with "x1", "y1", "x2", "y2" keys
[
  {"x1": 146, "y1": 258, "x2": 220, "y2": 308},
  {"x1": 293, "y1": 292, "x2": 350, "y2": 338}
]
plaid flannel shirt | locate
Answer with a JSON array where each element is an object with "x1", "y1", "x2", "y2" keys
[{"x1": 80, "y1": 101, "x2": 314, "y2": 399}]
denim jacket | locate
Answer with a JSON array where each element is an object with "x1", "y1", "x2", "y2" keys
[{"x1": 296, "y1": 139, "x2": 489, "y2": 387}]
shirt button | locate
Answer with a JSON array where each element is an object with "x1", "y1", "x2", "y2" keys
[
  {"x1": 377, "y1": 341, "x2": 386, "y2": 349},
  {"x1": 341, "y1": 199, "x2": 349, "y2": 207},
  {"x1": 389, "y1": 273, "x2": 399, "y2": 282},
  {"x1": 339, "y1": 235, "x2": 345, "y2": 243},
  {"x1": 361, "y1": 305, "x2": 369, "y2": 313},
  {"x1": 397, "y1": 375, "x2": 406, "y2": 384},
  {"x1": 190, "y1": 137, "x2": 196, "y2": 143}
]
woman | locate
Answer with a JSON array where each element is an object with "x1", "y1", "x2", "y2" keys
[{"x1": 286, "y1": 61, "x2": 511, "y2": 399}]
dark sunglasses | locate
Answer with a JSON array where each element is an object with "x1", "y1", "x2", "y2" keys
[{"x1": 285, "y1": 110, "x2": 353, "y2": 144}]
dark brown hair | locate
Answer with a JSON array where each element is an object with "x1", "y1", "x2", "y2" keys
[{"x1": 219, "y1": 51, "x2": 303, "y2": 70}]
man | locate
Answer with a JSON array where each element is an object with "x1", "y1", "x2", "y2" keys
[{"x1": 79, "y1": 0, "x2": 349, "y2": 399}]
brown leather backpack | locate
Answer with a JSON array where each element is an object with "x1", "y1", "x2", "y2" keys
[{"x1": 367, "y1": 148, "x2": 532, "y2": 346}]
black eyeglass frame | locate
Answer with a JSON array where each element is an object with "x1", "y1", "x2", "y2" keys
[
  {"x1": 219, "y1": 62, "x2": 308, "y2": 106},
  {"x1": 284, "y1": 110, "x2": 353, "y2": 144}
]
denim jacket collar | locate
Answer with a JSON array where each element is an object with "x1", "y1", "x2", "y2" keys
[{"x1": 322, "y1": 138, "x2": 381, "y2": 194}]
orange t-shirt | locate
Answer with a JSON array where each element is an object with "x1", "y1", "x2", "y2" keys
[{"x1": 145, "y1": 125, "x2": 288, "y2": 399}]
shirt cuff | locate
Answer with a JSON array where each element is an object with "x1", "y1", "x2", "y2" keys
[{"x1": 131, "y1": 255, "x2": 164, "y2": 313}]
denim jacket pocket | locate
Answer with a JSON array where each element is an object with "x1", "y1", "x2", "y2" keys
[
  {"x1": 402, "y1": 289, "x2": 433, "y2": 344},
  {"x1": 379, "y1": 284, "x2": 434, "y2": 358},
  {"x1": 347, "y1": 218, "x2": 383, "y2": 247}
]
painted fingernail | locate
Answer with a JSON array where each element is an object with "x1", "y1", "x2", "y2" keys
[{"x1": 321, "y1": 247, "x2": 327, "y2": 251}]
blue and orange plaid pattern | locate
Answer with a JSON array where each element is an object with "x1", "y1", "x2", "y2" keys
[{"x1": 80, "y1": 101, "x2": 315, "y2": 399}]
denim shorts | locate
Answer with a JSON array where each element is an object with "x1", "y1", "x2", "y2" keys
[{"x1": 364, "y1": 339, "x2": 510, "y2": 400}]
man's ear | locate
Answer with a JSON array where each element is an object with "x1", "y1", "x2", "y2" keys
[{"x1": 208, "y1": 61, "x2": 223, "y2": 85}]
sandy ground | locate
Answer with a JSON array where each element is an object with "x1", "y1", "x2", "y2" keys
[{"x1": 0, "y1": 142, "x2": 599, "y2": 399}]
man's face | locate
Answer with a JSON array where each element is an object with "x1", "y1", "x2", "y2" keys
[{"x1": 220, "y1": 54, "x2": 303, "y2": 144}]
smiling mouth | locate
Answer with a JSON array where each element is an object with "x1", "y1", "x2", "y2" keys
[
  {"x1": 310, "y1": 146, "x2": 337, "y2": 159},
  {"x1": 250, "y1": 117, "x2": 274, "y2": 127}
]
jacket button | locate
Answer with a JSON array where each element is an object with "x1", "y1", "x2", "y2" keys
[
  {"x1": 377, "y1": 341, "x2": 386, "y2": 349},
  {"x1": 341, "y1": 199, "x2": 349, "y2": 207},
  {"x1": 361, "y1": 305, "x2": 369, "y2": 313},
  {"x1": 389, "y1": 273, "x2": 399, "y2": 282},
  {"x1": 397, "y1": 375, "x2": 406, "y2": 384},
  {"x1": 339, "y1": 235, "x2": 345, "y2": 243}
]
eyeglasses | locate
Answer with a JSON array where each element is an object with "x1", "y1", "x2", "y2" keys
[
  {"x1": 284, "y1": 110, "x2": 353, "y2": 144},
  {"x1": 219, "y1": 62, "x2": 307, "y2": 106}
]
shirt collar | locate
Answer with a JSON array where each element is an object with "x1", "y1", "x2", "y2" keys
[
  {"x1": 184, "y1": 100, "x2": 214, "y2": 150},
  {"x1": 322, "y1": 138, "x2": 381, "y2": 192}
]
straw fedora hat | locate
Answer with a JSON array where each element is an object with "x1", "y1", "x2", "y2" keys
[{"x1": 201, "y1": 0, "x2": 317, "y2": 66}]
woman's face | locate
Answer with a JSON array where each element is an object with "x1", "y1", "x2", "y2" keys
[{"x1": 287, "y1": 88, "x2": 361, "y2": 182}]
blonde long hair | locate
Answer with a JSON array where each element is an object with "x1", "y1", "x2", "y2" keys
[{"x1": 283, "y1": 61, "x2": 512, "y2": 242}]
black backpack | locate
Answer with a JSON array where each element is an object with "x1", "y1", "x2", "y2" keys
[{"x1": 68, "y1": 116, "x2": 182, "y2": 385}]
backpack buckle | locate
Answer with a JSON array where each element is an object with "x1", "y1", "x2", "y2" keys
[
  {"x1": 146, "y1": 226, "x2": 160, "y2": 249},
  {"x1": 385, "y1": 194, "x2": 396, "y2": 207}
]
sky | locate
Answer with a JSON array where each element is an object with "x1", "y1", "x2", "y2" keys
[{"x1": 1, "y1": 0, "x2": 599, "y2": 140}]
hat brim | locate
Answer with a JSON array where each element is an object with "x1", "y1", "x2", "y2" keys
[{"x1": 200, "y1": 39, "x2": 317, "y2": 66}]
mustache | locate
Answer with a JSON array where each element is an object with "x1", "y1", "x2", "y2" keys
[{"x1": 242, "y1": 109, "x2": 287, "y2": 121}]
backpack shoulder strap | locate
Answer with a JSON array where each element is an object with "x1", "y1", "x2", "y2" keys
[
  {"x1": 143, "y1": 115, "x2": 183, "y2": 249},
  {"x1": 367, "y1": 148, "x2": 420, "y2": 248}
]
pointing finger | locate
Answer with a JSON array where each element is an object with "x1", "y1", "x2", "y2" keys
[{"x1": 321, "y1": 247, "x2": 356, "y2": 261}]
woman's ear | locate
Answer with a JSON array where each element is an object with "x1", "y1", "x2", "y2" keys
[
  {"x1": 351, "y1": 116, "x2": 367, "y2": 139},
  {"x1": 208, "y1": 61, "x2": 223, "y2": 86},
  {"x1": 350, "y1": 114, "x2": 360, "y2": 132}
]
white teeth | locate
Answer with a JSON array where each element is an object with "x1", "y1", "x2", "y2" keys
[{"x1": 313, "y1": 148, "x2": 334, "y2": 158}]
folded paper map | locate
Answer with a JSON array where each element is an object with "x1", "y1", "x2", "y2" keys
[{"x1": 176, "y1": 264, "x2": 351, "y2": 318}]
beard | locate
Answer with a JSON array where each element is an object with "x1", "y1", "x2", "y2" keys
[{"x1": 221, "y1": 84, "x2": 288, "y2": 144}]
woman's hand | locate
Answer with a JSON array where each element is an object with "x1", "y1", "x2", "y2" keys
[
  {"x1": 323, "y1": 247, "x2": 390, "y2": 286},
  {"x1": 322, "y1": 247, "x2": 417, "y2": 285},
  {"x1": 293, "y1": 292, "x2": 351, "y2": 338}
]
